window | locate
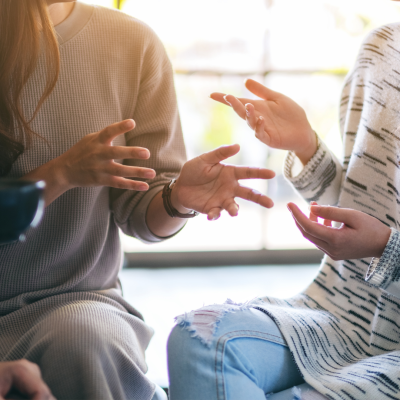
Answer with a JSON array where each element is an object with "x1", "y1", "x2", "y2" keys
[{"x1": 80, "y1": 0, "x2": 400, "y2": 257}]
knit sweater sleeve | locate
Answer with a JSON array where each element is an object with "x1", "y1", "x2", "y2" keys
[
  {"x1": 110, "y1": 25, "x2": 187, "y2": 243},
  {"x1": 283, "y1": 137, "x2": 343, "y2": 205},
  {"x1": 365, "y1": 228, "x2": 400, "y2": 298}
]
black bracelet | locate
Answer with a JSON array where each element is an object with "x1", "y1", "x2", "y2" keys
[{"x1": 162, "y1": 180, "x2": 199, "y2": 219}]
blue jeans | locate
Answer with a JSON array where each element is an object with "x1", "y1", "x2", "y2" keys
[
  {"x1": 151, "y1": 386, "x2": 168, "y2": 400},
  {"x1": 167, "y1": 308, "x2": 314, "y2": 400}
]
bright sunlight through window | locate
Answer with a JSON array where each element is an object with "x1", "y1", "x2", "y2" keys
[{"x1": 80, "y1": 0, "x2": 400, "y2": 252}]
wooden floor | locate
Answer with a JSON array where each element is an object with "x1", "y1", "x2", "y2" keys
[{"x1": 120, "y1": 264, "x2": 319, "y2": 387}]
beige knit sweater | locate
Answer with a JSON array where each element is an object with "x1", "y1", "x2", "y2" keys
[{"x1": 0, "y1": 3, "x2": 185, "y2": 399}]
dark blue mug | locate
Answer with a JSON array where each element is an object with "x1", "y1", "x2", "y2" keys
[{"x1": 0, "y1": 179, "x2": 46, "y2": 245}]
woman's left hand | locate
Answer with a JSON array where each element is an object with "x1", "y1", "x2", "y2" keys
[
  {"x1": 172, "y1": 144, "x2": 275, "y2": 221},
  {"x1": 287, "y1": 202, "x2": 392, "y2": 260}
]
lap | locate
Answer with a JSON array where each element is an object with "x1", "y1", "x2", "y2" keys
[
  {"x1": 168, "y1": 308, "x2": 304, "y2": 400},
  {"x1": 27, "y1": 300, "x2": 146, "y2": 364},
  {"x1": 6, "y1": 300, "x2": 155, "y2": 400}
]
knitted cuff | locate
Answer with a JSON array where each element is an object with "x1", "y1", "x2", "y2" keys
[
  {"x1": 283, "y1": 137, "x2": 340, "y2": 204},
  {"x1": 128, "y1": 185, "x2": 187, "y2": 244},
  {"x1": 366, "y1": 228, "x2": 400, "y2": 289},
  {"x1": 127, "y1": 186, "x2": 166, "y2": 243}
]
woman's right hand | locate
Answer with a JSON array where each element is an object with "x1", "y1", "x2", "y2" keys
[
  {"x1": 57, "y1": 119, "x2": 155, "y2": 191},
  {"x1": 210, "y1": 79, "x2": 318, "y2": 165},
  {"x1": 23, "y1": 119, "x2": 156, "y2": 206}
]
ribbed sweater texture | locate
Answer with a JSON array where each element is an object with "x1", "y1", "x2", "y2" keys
[{"x1": 0, "y1": 3, "x2": 186, "y2": 399}]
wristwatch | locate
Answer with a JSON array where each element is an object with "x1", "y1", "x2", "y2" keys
[{"x1": 162, "y1": 180, "x2": 199, "y2": 218}]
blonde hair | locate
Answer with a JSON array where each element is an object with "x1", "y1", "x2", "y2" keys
[{"x1": 0, "y1": 0, "x2": 60, "y2": 175}]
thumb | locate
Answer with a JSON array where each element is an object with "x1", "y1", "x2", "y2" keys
[
  {"x1": 245, "y1": 79, "x2": 280, "y2": 101},
  {"x1": 210, "y1": 92, "x2": 230, "y2": 106},
  {"x1": 200, "y1": 144, "x2": 240, "y2": 165},
  {"x1": 310, "y1": 205, "x2": 357, "y2": 226}
]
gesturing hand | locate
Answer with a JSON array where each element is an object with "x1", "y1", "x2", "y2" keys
[
  {"x1": 287, "y1": 202, "x2": 392, "y2": 261},
  {"x1": 210, "y1": 79, "x2": 317, "y2": 165},
  {"x1": 172, "y1": 144, "x2": 275, "y2": 221},
  {"x1": 56, "y1": 119, "x2": 156, "y2": 192},
  {"x1": 0, "y1": 360, "x2": 55, "y2": 400}
]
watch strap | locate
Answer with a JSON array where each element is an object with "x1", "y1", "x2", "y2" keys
[{"x1": 162, "y1": 180, "x2": 199, "y2": 219}]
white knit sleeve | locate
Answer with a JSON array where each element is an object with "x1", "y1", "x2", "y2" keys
[
  {"x1": 283, "y1": 137, "x2": 343, "y2": 205},
  {"x1": 365, "y1": 228, "x2": 400, "y2": 298}
]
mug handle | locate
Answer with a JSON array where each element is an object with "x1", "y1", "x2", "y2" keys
[{"x1": 30, "y1": 181, "x2": 46, "y2": 228}]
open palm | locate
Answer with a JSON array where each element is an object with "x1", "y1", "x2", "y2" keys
[
  {"x1": 210, "y1": 79, "x2": 315, "y2": 154},
  {"x1": 174, "y1": 144, "x2": 275, "y2": 220}
]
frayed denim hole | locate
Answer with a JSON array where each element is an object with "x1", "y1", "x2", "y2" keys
[{"x1": 174, "y1": 298, "x2": 264, "y2": 346}]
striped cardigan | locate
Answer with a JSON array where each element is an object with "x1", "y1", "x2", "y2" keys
[{"x1": 256, "y1": 23, "x2": 400, "y2": 400}]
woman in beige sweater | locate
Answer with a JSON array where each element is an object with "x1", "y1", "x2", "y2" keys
[{"x1": 0, "y1": 1, "x2": 275, "y2": 399}]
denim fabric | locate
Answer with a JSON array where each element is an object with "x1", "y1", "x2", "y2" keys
[
  {"x1": 167, "y1": 308, "x2": 308, "y2": 400},
  {"x1": 151, "y1": 385, "x2": 168, "y2": 400}
]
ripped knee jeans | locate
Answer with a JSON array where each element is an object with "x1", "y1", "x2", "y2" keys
[{"x1": 167, "y1": 302, "x2": 327, "y2": 400}]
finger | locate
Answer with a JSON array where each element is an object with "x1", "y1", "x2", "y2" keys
[
  {"x1": 107, "y1": 177, "x2": 149, "y2": 191},
  {"x1": 233, "y1": 166, "x2": 275, "y2": 181},
  {"x1": 255, "y1": 117, "x2": 270, "y2": 145},
  {"x1": 293, "y1": 219, "x2": 329, "y2": 250},
  {"x1": 288, "y1": 202, "x2": 334, "y2": 242},
  {"x1": 200, "y1": 144, "x2": 240, "y2": 164},
  {"x1": 236, "y1": 186, "x2": 274, "y2": 208},
  {"x1": 10, "y1": 362, "x2": 54, "y2": 400},
  {"x1": 310, "y1": 205, "x2": 358, "y2": 227},
  {"x1": 98, "y1": 119, "x2": 135, "y2": 144},
  {"x1": 309, "y1": 201, "x2": 319, "y2": 223},
  {"x1": 210, "y1": 93, "x2": 254, "y2": 108},
  {"x1": 245, "y1": 79, "x2": 280, "y2": 101},
  {"x1": 104, "y1": 146, "x2": 150, "y2": 160},
  {"x1": 324, "y1": 219, "x2": 333, "y2": 227},
  {"x1": 210, "y1": 92, "x2": 229, "y2": 105},
  {"x1": 223, "y1": 200, "x2": 239, "y2": 217},
  {"x1": 245, "y1": 103, "x2": 258, "y2": 130},
  {"x1": 107, "y1": 163, "x2": 156, "y2": 179},
  {"x1": 224, "y1": 95, "x2": 246, "y2": 119},
  {"x1": 207, "y1": 207, "x2": 222, "y2": 221}
]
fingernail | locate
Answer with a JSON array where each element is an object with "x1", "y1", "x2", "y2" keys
[
  {"x1": 224, "y1": 96, "x2": 232, "y2": 106},
  {"x1": 257, "y1": 117, "x2": 263, "y2": 125},
  {"x1": 144, "y1": 170, "x2": 155, "y2": 178},
  {"x1": 124, "y1": 120, "x2": 134, "y2": 129},
  {"x1": 287, "y1": 204, "x2": 293, "y2": 213},
  {"x1": 139, "y1": 185, "x2": 148, "y2": 191},
  {"x1": 139, "y1": 150, "x2": 149, "y2": 158}
]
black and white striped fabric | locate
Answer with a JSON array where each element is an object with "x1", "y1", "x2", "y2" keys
[{"x1": 255, "y1": 24, "x2": 400, "y2": 400}]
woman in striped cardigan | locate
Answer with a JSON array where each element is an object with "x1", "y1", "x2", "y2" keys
[{"x1": 168, "y1": 8, "x2": 400, "y2": 400}]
